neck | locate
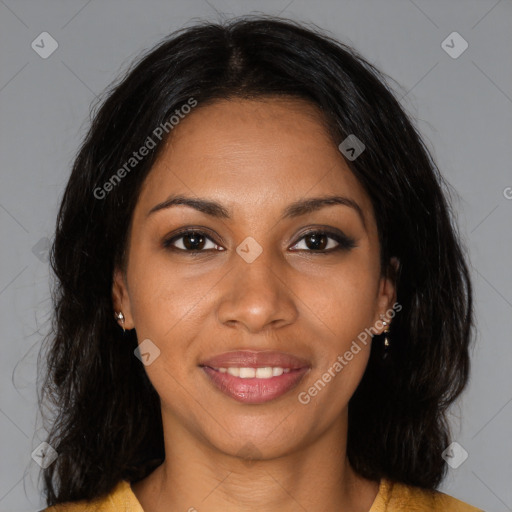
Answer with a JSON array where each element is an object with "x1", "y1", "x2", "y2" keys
[{"x1": 131, "y1": 411, "x2": 380, "y2": 512}]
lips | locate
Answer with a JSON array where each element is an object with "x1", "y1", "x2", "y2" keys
[
  {"x1": 199, "y1": 350, "x2": 311, "y2": 404},
  {"x1": 199, "y1": 350, "x2": 310, "y2": 370}
]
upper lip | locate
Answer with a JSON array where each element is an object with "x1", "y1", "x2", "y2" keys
[{"x1": 199, "y1": 350, "x2": 311, "y2": 369}]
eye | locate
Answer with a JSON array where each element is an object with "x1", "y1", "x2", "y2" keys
[
  {"x1": 163, "y1": 228, "x2": 356, "y2": 254},
  {"x1": 290, "y1": 230, "x2": 356, "y2": 253},
  {"x1": 163, "y1": 230, "x2": 224, "y2": 252}
]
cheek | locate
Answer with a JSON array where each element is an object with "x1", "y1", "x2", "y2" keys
[
  {"x1": 292, "y1": 256, "x2": 379, "y2": 406},
  {"x1": 296, "y1": 256, "x2": 380, "y2": 343},
  {"x1": 125, "y1": 255, "x2": 210, "y2": 401},
  {"x1": 298, "y1": 267, "x2": 376, "y2": 410},
  {"x1": 126, "y1": 247, "x2": 221, "y2": 346}
]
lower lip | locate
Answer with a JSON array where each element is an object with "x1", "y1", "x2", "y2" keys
[{"x1": 201, "y1": 366, "x2": 310, "y2": 404}]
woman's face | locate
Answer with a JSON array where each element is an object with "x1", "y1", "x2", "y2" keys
[{"x1": 113, "y1": 97, "x2": 396, "y2": 460}]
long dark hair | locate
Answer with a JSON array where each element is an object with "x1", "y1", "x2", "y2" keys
[{"x1": 38, "y1": 15, "x2": 473, "y2": 506}]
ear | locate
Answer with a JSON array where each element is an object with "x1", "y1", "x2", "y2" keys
[
  {"x1": 112, "y1": 267, "x2": 135, "y2": 330},
  {"x1": 374, "y1": 257, "x2": 399, "y2": 334}
]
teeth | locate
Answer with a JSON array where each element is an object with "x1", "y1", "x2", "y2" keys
[
  {"x1": 256, "y1": 367, "x2": 273, "y2": 378},
  {"x1": 239, "y1": 367, "x2": 255, "y2": 378},
  {"x1": 213, "y1": 366, "x2": 293, "y2": 379}
]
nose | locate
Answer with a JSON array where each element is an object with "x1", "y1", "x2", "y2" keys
[{"x1": 216, "y1": 247, "x2": 298, "y2": 334}]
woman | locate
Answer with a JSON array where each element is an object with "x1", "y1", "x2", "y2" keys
[{"x1": 38, "y1": 16, "x2": 483, "y2": 512}]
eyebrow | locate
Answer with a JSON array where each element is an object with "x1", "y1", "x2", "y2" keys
[{"x1": 147, "y1": 193, "x2": 366, "y2": 229}]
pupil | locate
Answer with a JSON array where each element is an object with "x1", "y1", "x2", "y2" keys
[
  {"x1": 306, "y1": 233, "x2": 326, "y2": 250},
  {"x1": 184, "y1": 232, "x2": 204, "y2": 250}
]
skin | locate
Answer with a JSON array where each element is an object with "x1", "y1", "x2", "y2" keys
[{"x1": 112, "y1": 97, "x2": 397, "y2": 512}]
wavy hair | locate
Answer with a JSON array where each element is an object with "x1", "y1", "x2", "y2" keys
[{"x1": 38, "y1": 15, "x2": 473, "y2": 506}]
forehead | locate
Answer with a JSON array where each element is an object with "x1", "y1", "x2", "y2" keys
[{"x1": 136, "y1": 97, "x2": 374, "y2": 224}]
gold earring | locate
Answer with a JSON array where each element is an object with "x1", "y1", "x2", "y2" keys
[
  {"x1": 115, "y1": 311, "x2": 125, "y2": 332},
  {"x1": 382, "y1": 321, "x2": 390, "y2": 347},
  {"x1": 380, "y1": 315, "x2": 391, "y2": 359}
]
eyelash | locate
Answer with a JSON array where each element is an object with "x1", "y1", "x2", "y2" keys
[{"x1": 162, "y1": 228, "x2": 356, "y2": 255}]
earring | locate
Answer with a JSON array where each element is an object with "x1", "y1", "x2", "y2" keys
[
  {"x1": 380, "y1": 315, "x2": 391, "y2": 360},
  {"x1": 115, "y1": 311, "x2": 125, "y2": 332}
]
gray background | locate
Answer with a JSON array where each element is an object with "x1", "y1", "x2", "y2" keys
[{"x1": 0, "y1": 0, "x2": 511, "y2": 511}]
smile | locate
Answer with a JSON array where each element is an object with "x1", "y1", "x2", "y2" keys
[
  {"x1": 200, "y1": 365, "x2": 309, "y2": 404},
  {"x1": 210, "y1": 366, "x2": 291, "y2": 378}
]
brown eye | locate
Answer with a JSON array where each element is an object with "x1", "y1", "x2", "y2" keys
[
  {"x1": 163, "y1": 231, "x2": 222, "y2": 252},
  {"x1": 180, "y1": 232, "x2": 207, "y2": 250},
  {"x1": 290, "y1": 230, "x2": 356, "y2": 252},
  {"x1": 303, "y1": 232, "x2": 329, "y2": 250}
]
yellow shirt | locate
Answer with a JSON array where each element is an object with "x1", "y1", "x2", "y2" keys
[{"x1": 41, "y1": 477, "x2": 484, "y2": 511}]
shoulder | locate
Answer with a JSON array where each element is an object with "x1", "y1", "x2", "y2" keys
[
  {"x1": 38, "y1": 480, "x2": 143, "y2": 512},
  {"x1": 372, "y1": 478, "x2": 485, "y2": 512}
]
